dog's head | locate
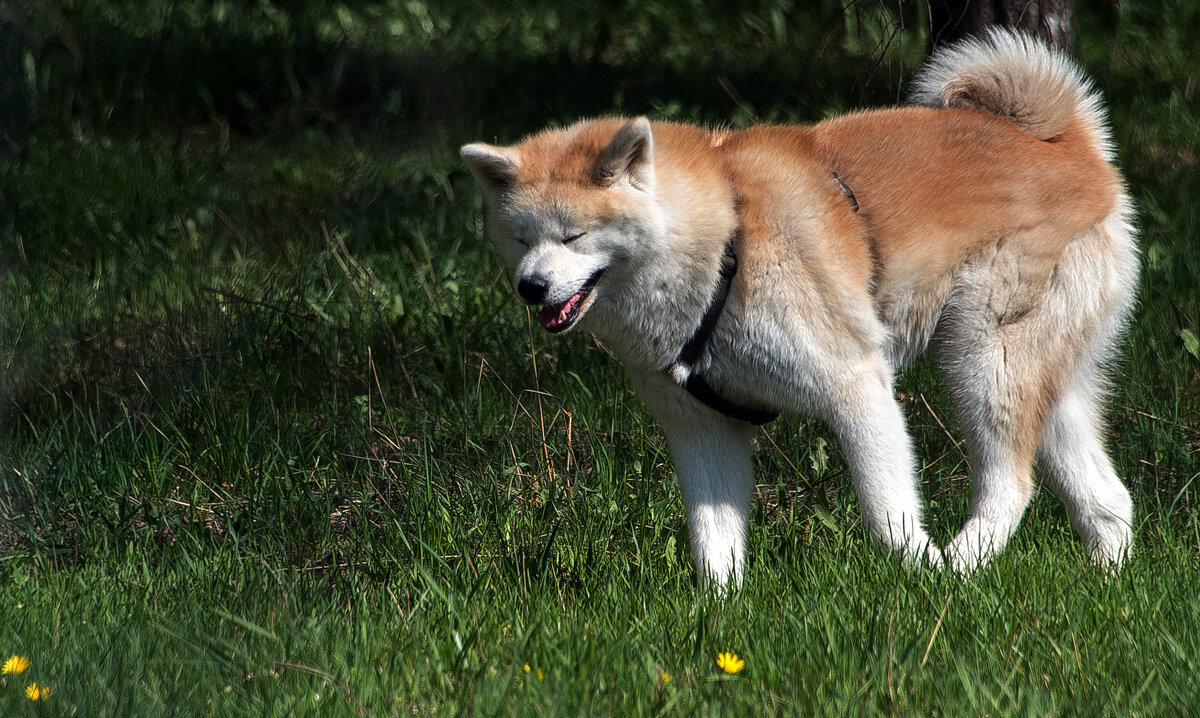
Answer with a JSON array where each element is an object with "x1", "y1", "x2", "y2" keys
[{"x1": 461, "y1": 117, "x2": 665, "y2": 334}]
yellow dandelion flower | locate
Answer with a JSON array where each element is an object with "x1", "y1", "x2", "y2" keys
[
  {"x1": 26, "y1": 682, "x2": 49, "y2": 700},
  {"x1": 523, "y1": 663, "x2": 531, "y2": 673},
  {"x1": 717, "y1": 652, "x2": 745, "y2": 674},
  {"x1": 660, "y1": 671, "x2": 671, "y2": 684},
  {"x1": 3, "y1": 655, "x2": 30, "y2": 675},
  {"x1": 536, "y1": 669, "x2": 544, "y2": 682}
]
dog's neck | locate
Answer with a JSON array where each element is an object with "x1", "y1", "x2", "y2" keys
[{"x1": 585, "y1": 137, "x2": 740, "y2": 373}]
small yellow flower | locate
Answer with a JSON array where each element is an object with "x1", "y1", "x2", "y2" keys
[
  {"x1": 660, "y1": 671, "x2": 672, "y2": 684},
  {"x1": 717, "y1": 651, "x2": 745, "y2": 674},
  {"x1": 3, "y1": 655, "x2": 30, "y2": 675},
  {"x1": 523, "y1": 663, "x2": 531, "y2": 673},
  {"x1": 26, "y1": 682, "x2": 49, "y2": 700},
  {"x1": 536, "y1": 669, "x2": 544, "y2": 682}
]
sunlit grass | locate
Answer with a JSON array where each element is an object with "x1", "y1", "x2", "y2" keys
[{"x1": 2, "y1": 0, "x2": 1198, "y2": 714}]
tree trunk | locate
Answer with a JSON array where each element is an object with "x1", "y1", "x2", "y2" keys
[{"x1": 928, "y1": 0, "x2": 1073, "y2": 51}]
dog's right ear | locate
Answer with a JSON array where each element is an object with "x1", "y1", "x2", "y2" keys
[
  {"x1": 595, "y1": 116, "x2": 655, "y2": 193},
  {"x1": 461, "y1": 143, "x2": 520, "y2": 192}
]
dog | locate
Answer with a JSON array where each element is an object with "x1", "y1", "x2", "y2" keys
[{"x1": 461, "y1": 30, "x2": 1137, "y2": 585}]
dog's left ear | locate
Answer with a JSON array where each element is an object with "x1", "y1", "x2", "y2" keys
[{"x1": 596, "y1": 117, "x2": 655, "y2": 192}]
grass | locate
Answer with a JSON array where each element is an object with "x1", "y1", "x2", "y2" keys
[{"x1": 2, "y1": 0, "x2": 1199, "y2": 714}]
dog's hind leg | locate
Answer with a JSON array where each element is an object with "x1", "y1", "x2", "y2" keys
[
  {"x1": 939, "y1": 323, "x2": 1052, "y2": 571},
  {"x1": 1036, "y1": 364, "x2": 1133, "y2": 565},
  {"x1": 1035, "y1": 212, "x2": 1137, "y2": 566},
  {"x1": 943, "y1": 212, "x2": 1137, "y2": 570},
  {"x1": 938, "y1": 239, "x2": 1082, "y2": 571},
  {"x1": 636, "y1": 374, "x2": 757, "y2": 588}
]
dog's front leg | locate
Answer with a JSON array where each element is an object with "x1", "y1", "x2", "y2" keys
[
  {"x1": 635, "y1": 373, "x2": 756, "y2": 588},
  {"x1": 822, "y1": 359, "x2": 942, "y2": 567},
  {"x1": 665, "y1": 414, "x2": 756, "y2": 588}
]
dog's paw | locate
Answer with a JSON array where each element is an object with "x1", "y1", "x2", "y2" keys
[
  {"x1": 1084, "y1": 523, "x2": 1133, "y2": 570},
  {"x1": 900, "y1": 540, "x2": 945, "y2": 570},
  {"x1": 921, "y1": 542, "x2": 946, "y2": 569},
  {"x1": 945, "y1": 519, "x2": 1006, "y2": 573}
]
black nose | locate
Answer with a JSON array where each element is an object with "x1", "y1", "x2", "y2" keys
[{"x1": 517, "y1": 276, "x2": 549, "y2": 304}]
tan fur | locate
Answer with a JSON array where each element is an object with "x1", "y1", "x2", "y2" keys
[{"x1": 462, "y1": 30, "x2": 1138, "y2": 582}]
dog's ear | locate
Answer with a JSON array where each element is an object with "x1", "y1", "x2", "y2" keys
[
  {"x1": 595, "y1": 117, "x2": 654, "y2": 192},
  {"x1": 461, "y1": 143, "x2": 520, "y2": 191}
]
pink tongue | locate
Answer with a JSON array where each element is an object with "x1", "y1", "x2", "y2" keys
[
  {"x1": 536, "y1": 306, "x2": 558, "y2": 329},
  {"x1": 537, "y1": 291, "x2": 583, "y2": 329}
]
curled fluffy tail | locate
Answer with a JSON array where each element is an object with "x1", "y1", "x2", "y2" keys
[{"x1": 912, "y1": 29, "x2": 1113, "y2": 161}]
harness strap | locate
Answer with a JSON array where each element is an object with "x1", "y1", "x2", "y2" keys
[
  {"x1": 666, "y1": 231, "x2": 780, "y2": 425},
  {"x1": 664, "y1": 171, "x2": 860, "y2": 425},
  {"x1": 676, "y1": 242, "x2": 738, "y2": 369},
  {"x1": 683, "y1": 374, "x2": 779, "y2": 426},
  {"x1": 833, "y1": 171, "x2": 859, "y2": 212}
]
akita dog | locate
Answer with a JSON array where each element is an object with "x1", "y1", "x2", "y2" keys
[{"x1": 461, "y1": 30, "x2": 1137, "y2": 584}]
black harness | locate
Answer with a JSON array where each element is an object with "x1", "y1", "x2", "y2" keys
[
  {"x1": 664, "y1": 235, "x2": 780, "y2": 426},
  {"x1": 665, "y1": 171, "x2": 860, "y2": 426}
]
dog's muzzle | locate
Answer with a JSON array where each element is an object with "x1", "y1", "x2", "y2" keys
[{"x1": 527, "y1": 269, "x2": 605, "y2": 333}]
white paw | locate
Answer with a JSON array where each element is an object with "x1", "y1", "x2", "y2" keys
[
  {"x1": 1083, "y1": 517, "x2": 1133, "y2": 567},
  {"x1": 945, "y1": 518, "x2": 1006, "y2": 573},
  {"x1": 900, "y1": 540, "x2": 945, "y2": 569}
]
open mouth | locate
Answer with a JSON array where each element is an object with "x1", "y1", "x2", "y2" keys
[{"x1": 536, "y1": 269, "x2": 605, "y2": 333}]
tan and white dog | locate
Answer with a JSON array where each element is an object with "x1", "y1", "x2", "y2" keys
[{"x1": 461, "y1": 31, "x2": 1137, "y2": 585}]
